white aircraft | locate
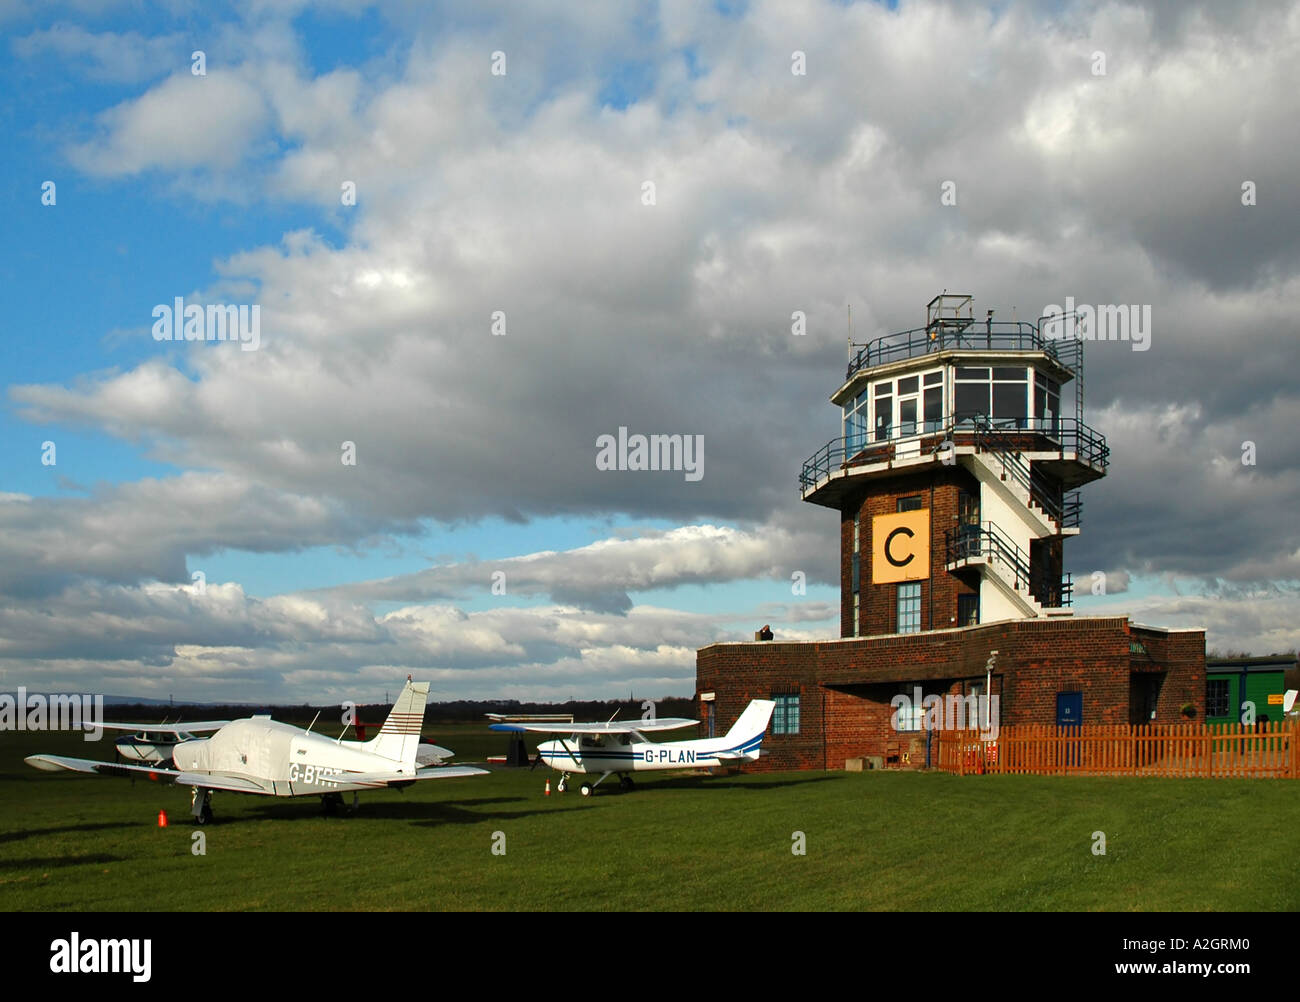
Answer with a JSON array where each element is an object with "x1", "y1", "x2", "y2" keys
[
  {"x1": 26, "y1": 679, "x2": 486, "y2": 823},
  {"x1": 111, "y1": 722, "x2": 230, "y2": 765},
  {"x1": 491, "y1": 698, "x2": 776, "y2": 796}
]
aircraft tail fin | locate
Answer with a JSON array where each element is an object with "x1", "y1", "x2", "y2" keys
[
  {"x1": 722, "y1": 699, "x2": 776, "y2": 759},
  {"x1": 364, "y1": 679, "x2": 429, "y2": 766}
]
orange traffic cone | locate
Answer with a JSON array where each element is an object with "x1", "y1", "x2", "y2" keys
[
  {"x1": 157, "y1": 810, "x2": 168, "y2": 827},
  {"x1": 544, "y1": 780, "x2": 551, "y2": 796}
]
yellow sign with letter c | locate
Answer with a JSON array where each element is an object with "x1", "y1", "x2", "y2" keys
[{"x1": 871, "y1": 510, "x2": 930, "y2": 584}]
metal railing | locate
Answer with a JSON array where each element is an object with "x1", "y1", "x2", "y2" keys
[
  {"x1": 966, "y1": 414, "x2": 1084, "y2": 529},
  {"x1": 799, "y1": 412, "x2": 1108, "y2": 493},
  {"x1": 945, "y1": 522, "x2": 1072, "y2": 608},
  {"x1": 846, "y1": 322, "x2": 1064, "y2": 381}
]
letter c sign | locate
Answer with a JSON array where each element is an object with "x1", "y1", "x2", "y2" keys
[
  {"x1": 884, "y1": 526, "x2": 915, "y2": 567},
  {"x1": 871, "y1": 510, "x2": 930, "y2": 583}
]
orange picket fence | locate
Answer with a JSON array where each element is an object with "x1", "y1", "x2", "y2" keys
[{"x1": 935, "y1": 719, "x2": 1298, "y2": 778}]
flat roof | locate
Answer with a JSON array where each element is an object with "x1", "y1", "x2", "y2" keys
[{"x1": 698, "y1": 615, "x2": 1147, "y2": 652}]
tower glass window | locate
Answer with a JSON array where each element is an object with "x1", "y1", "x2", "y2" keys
[
  {"x1": 873, "y1": 382, "x2": 892, "y2": 442},
  {"x1": 1034, "y1": 370, "x2": 1061, "y2": 433},
  {"x1": 955, "y1": 366, "x2": 1031, "y2": 427},
  {"x1": 845, "y1": 388, "x2": 870, "y2": 454},
  {"x1": 897, "y1": 582, "x2": 921, "y2": 633}
]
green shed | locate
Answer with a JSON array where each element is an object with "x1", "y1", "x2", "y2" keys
[{"x1": 1204, "y1": 657, "x2": 1295, "y2": 725}]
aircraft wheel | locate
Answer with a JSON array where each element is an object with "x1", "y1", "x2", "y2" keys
[
  {"x1": 197, "y1": 804, "x2": 213, "y2": 825},
  {"x1": 619, "y1": 775, "x2": 633, "y2": 790},
  {"x1": 580, "y1": 783, "x2": 593, "y2": 797},
  {"x1": 557, "y1": 778, "x2": 567, "y2": 793}
]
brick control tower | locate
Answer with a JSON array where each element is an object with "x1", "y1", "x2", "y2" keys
[
  {"x1": 799, "y1": 294, "x2": 1108, "y2": 637},
  {"x1": 697, "y1": 294, "x2": 1205, "y2": 771}
]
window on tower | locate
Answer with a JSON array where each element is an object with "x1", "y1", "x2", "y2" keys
[{"x1": 897, "y1": 582, "x2": 922, "y2": 633}]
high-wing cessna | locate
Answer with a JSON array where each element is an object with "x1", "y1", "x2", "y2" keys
[
  {"x1": 26, "y1": 679, "x2": 486, "y2": 823},
  {"x1": 490, "y1": 698, "x2": 775, "y2": 796}
]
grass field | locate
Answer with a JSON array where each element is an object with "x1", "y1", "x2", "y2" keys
[{"x1": 3, "y1": 723, "x2": 1297, "y2": 911}]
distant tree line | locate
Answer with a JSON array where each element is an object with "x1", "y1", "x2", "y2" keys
[{"x1": 102, "y1": 695, "x2": 699, "y2": 725}]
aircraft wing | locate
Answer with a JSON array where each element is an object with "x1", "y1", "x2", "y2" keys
[
  {"x1": 25, "y1": 754, "x2": 183, "y2": 779},
  {"x1": 98, "y1": 721, "x2": 230, "y2": 733},
  {"x1": 328, "y1": 765, "x2": 489, "y2": 790},
  {"x1": 25, "y1": 755, "x2": 274, "y2": 794},
  {"x1": 490, "y1": 718, "x2": 697, "y2": 734}
]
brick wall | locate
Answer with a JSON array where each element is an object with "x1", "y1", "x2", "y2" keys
[
  {"x1": 838, "y1": 467, "x2": 980, "y2": 638},
  {"x1": 696, "y1": 616, "x2": 1207, "y2": 771}
]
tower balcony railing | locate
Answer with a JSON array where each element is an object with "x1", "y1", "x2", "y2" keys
[
  {"x1": 945, "y1": 522, "x2": 1073, "y2": 608},
  {"x1": 798, "y1": 413, "x2": 1109, "y2": 493},
  {"x1": 846, "y1": 321, "x2": 1066, "y2": 381}
]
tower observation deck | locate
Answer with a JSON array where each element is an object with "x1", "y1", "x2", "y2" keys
[{"x1": 800, "y1": 294, "x2": 1108, "y2": 636}]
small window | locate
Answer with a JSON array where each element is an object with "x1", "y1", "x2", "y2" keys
[
  {"x1": 897, "y1": 495, "x2": 923, "y2": 512},
  {"x1": 897, "y1": 375, "x2": 919, "y2": 395},
  {"x1": 955, "y1": 382, "x2": 990, "y2": 419},
  {"x1": 956, "y1": 367, "x2": 989, "y2": 380},
  {"x1": 923, "y1": 371, "x2": 943, "y2": 386},
  {"x1": 895, "y1": 689, "x2": 922, "y2": 732},
  {"x1": 992, "y1": 382, "x2": 1027, "y2": 421},
  {"x1": 923, "y1": 386, "x2": 943, "y2": 429},
  {"x1": 1206, "y1": 680, "x2": 1230, "y2": 718},
  {"x1": 773, "y1": 694, "x2": 801, "y2": 735},
  {"x1": 897, "y1": 582, "x2": 922, "y2": 633},
  {"x1": 958, "y1": 593, "x2": 979, "y2": 626}
]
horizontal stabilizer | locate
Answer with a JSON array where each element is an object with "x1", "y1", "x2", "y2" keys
[{"x1": 416, "y1": 743, "x2": 455, "y2": 765}]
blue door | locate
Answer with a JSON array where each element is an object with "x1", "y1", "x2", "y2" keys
[
  {"x1": 1056, "y1": 691, "x2": 1082, "y2": 727},
  {"x1": 1056, "y1": 691, "x2": 1082, "y2": 767}
]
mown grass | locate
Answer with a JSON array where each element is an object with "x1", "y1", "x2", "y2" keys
[{"x1": 2, "y1": 725, "x2": 1296, "y2": 911}]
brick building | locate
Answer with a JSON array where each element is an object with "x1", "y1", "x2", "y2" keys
[{"x1": 695, "y1": 295, "x2": 1206, "y2": 770}]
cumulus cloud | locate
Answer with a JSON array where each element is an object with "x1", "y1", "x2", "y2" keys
[{"x1": 5, "y1": 0, "x2": 1300, "y2": 697}]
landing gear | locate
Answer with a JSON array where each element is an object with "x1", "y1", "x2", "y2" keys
[
  {"x1": 581, "y1": 771, "x2": 615, "y2": 797},
  {"x1": 557, "y1": 773, "x2": 569, "y2": 794},
  {"x1": 619, "y1": 774, "x2": 634, "y2": 791},
  {"x1": 321, "y1": 793, "x2": 347, "y2": 816},
  {"x1": 191, "y1": 787, "x2": 214, "y2": 825}
]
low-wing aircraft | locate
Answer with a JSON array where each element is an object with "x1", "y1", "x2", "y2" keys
[
  {"x1": 26, "y1": 679, "x2": 486, "y2": 823},
  {"x1": 490, "y1": 698, "x2": 775, "y2": 796}
]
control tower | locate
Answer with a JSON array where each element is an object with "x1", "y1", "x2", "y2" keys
[{"x1": 799, "y1": 294, "x2": 1108, "y2": 637}]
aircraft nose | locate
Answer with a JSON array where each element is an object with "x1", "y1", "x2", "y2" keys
[{"x1": 172, "y1": 739, "x2": 206, "y2": 771}]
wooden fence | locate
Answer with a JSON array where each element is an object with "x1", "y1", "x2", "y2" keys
[{"x1": 935, "y1": 720, "x2": 1298, "y2": 778}]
